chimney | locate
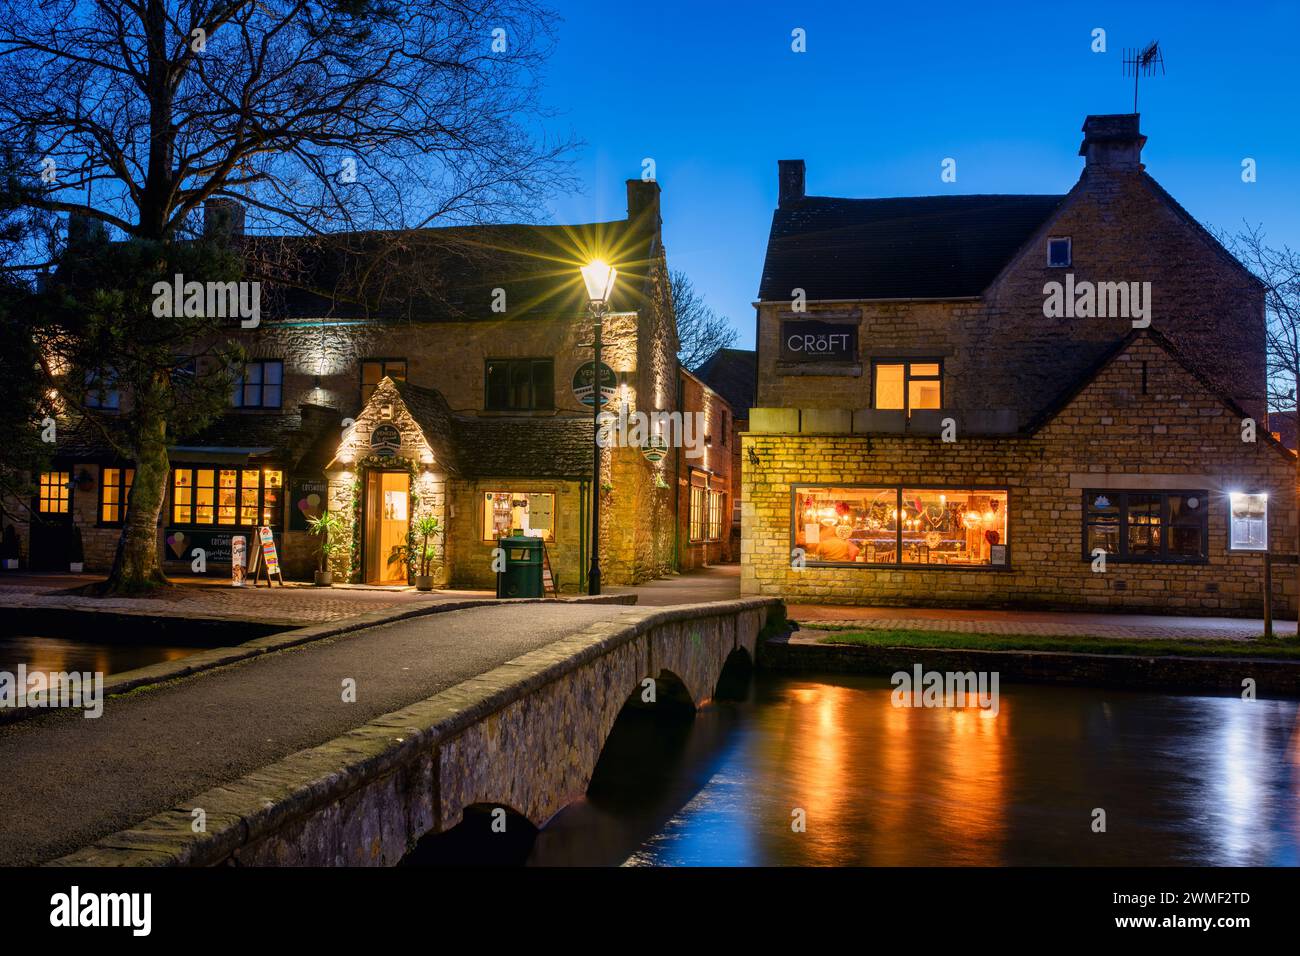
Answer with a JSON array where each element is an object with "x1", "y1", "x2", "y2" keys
[
  {"x1": 626, "y1": 178, "x2": 662, "y2": 233},
  {"x1": 204, "y1": 197, "x2": 246, "y2": 240},
  {"x1": 1078, "y1": 114, "x2": 1146, "y2": 170},
  {"x1": 778, "y1": 159, "x2": 805, "y2": 205}
]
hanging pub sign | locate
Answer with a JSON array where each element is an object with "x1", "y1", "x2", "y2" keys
[
  {"x1": 778, "y1": 319, "x2": 858, "y2": 363},
  {"x1": 642, "y1": 434, "x2": 669, "y2": 463},
  {"x1": 571, "y1": 361, "x2": 617, "y2": 408},
  {"x1": 369, "y1": 423, "x2": 401, "y2": 457},
  {"x1": 290, "y1": 477, "x2": 328, "y2": 531}
]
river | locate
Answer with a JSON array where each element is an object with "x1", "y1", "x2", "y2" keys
[{"x1": 518, "y1": 673, "x2": 1300, "y2": 866}]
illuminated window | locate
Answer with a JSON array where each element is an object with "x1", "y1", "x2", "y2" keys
[
  {"x1": 707, "y1": 489, "x2": 725, "y2": 542},
  {"x1": 361, "y1": 358, "x2": 407, "y2": 405},
  {"x1": 1229, "y1": 493, "x2": 1267, "y2": 551},
  {"x1": 38, "y1": 472, "x2": 70, "y2": 514},
  {"x1": 482, "y1": 491, "x2": 554, "y2": 541},
  {"x1": 172, "y1": 467, "x2": 282, "y2": 527},
  {"x1": 873, "y1": 361, "x2": 942, "y2": 415},
  {"x1": 1083, "y1": 490, "x2": 1207, "y2": 563},
  {"x1": 99, "y1": 467, "x2": 134, "y2": 525},
  {"x1": 794, "y1": 486, "x2": 1009, "y2": 567}
]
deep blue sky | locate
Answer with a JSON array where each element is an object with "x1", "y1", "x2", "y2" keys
[{"x1": 538, "y1": 0, "x2": 1300, "y2": 349}]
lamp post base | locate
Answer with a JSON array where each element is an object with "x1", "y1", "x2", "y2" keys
[{"x1": 588, "y1": 565, "x2": 601, "y2": 596}]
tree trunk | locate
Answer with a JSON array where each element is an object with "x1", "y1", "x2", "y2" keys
[{"x1": 105, "y1": 406, "x2": 170, "y2": 593}]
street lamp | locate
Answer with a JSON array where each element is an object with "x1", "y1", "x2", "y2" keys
[{"x1": 581, "y1": 259, "x2": 617, "y2": 595}]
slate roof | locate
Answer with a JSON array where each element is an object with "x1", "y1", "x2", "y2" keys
[
  {"x1": 758, "y1": 194, "x2": 1064, "y2": 301},
  {"x1": 694, "y1": 348, "x2": 757, "y2": 419},
  {"x1": 393, "y1": 378, "x2": 593, "y2": 480},
  {"x1": 243, "y1": 217, "x2": 657, "y2": 323}
]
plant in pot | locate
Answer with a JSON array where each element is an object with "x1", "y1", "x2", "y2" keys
[
  {"x1": 306, "y1": 510, "x2": 345, "y2": 586},
  {"x1": 412, "y1": 514, "x2": 443, "y2": 591},
  {"x1": 68, "y1": 525, "x2": 85, "y2": 573}
]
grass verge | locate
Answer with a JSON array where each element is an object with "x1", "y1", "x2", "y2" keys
[{"x1": 811, "y1": 627, "x2": 1300, "y2": 659}]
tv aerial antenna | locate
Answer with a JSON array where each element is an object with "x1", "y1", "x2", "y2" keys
[{"x1": 1122, "y1": 40, "x2": 1165, "y2": 113}]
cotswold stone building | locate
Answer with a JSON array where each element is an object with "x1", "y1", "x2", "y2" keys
[
  {"x1": 14, "y1": 181, "x2": 733, "y2": 590},
  {"x1": 741, "y1": 114, "x2": 1296, "y2": 615}
]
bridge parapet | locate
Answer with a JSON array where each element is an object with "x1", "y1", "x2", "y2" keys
[{"x1": 51, "y1": 598, "x2": 784, "y2": 867}]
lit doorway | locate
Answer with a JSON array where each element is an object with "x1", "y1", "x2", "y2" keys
[{"x1": 364, "y1": 470, "x2": 410, "y2": 585}]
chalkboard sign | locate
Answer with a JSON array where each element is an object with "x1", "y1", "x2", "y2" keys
[{"x1": 779, "y1": 319, "x2": 858, "y2": 363}]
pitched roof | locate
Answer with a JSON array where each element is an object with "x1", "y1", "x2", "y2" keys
[
  {"x1": 392, "y1": 378, "x2": 593, "y2": 480},
  {"x1": 758, "y1": 194, "x2": 1064, "y2": 301},
  {"x1": 243, "y1": 217, "x2": 657, "y2": 323},
  {"x1": 694, "y1": 348, "x2": 757, "y2": 418}
]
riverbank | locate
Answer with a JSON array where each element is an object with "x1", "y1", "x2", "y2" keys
[{"x1": 761, "y1": 627, "x2": 1300, "y2": 696}]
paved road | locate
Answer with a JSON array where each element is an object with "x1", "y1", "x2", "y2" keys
[{"x1": 0, "y1": 602, "x2": 646, "y2": 866}]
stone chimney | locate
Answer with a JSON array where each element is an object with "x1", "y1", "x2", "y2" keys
[
  {"x1": 626, "y1": 178, "x2": 662, "y2": 233},
  {"x1": 1078, "y1": 114, "x2": 1146, "y2": 170},
  {"x1": 778, "y1": 159, "x2": 806, "y2": 205},
  {"x1": 204, "y1": 197, "x2": 246, "y2": 240}
]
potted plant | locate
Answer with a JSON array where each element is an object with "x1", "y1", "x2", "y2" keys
[
  {"x1": 306, "y1": 510, "x2": 344, "y2": 586},
  {"x1": 69, "y1": 525, "x2": 84, "y2": 573},
  {"x1": 412, "y1": 513, "x2": 443, "y2": 591}
]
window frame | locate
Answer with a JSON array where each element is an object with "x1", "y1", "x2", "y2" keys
[
  {"x1": 169, "y1": 465, "x2": 283, "y2": 529},
  {"x1": 98, "y1": 466, "x2": 135, "y2": 527},
  {"x1": 1080, "y1": 489, "x2": 1209, "y2": 565},
  {"x1": 85, "y1": 370, "x2": 120, "y2": 411},
  {"x1": 791, "y1": 483, "x2": 1012, "y2": 571},
  {"x1": 484, "y1": 357, "x2": 555, "y2": 412},
  {"x1": 480, "y1": 490, "x2": 556, "y2": 542},
  {"x1": 1047, "y1": 236, "x2": 1072, "y2": 268},
  {"x1": 870, "y1": 359, "x2": 944, "y2": 415},
  {"x1": 37, "y1": 471, "x2": 71, "y2": 515},
  {"x1": 360, "y1": 357, "x2": 408, "y2": 406},
  {"x1": 232, "y1": 359, "x2": 284, "y2": 409},
  {"x1": 1227, "y1": 491, "x2": 1268, "y2": 553}
]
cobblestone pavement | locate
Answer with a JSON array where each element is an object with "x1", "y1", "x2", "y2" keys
[{"x1": 0, "y1": 572, "x2": 493, "y2": 625}]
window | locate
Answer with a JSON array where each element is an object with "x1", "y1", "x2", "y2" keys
[
  {"x1": 1048, "y1": 237, "x2": 1072, "y2": 267},
  {"x1": 482, "y1": 491, "x2": 554, "y2": 541},
  {"x1": 485, "y1": 358, "x2": 554, "y2": 411},
  {"x1": 85, "y1": 371, "x2": 119, "y2": 410},
  {"x1": 361, "y1": 358, "x2": 407, "y2": 405},
  {"x1": 1083, "y1": 490, "x2": 1207, "y2": 563},
  {"x1": 690, "y1": 484, "x2": 705, "y2": 542},
  {"x1": 794, "y1": 486, "x2": 1009, "y2": 567},
  {"x1": 37, "y1": 472, "x2": 70, "y2": 514},
  {"x1": 720, "y1": 410, "x2": 728, "y2": 447},
  {"x1": 172, "y1": 467, "x2": 282, "y2": 527},
  {"x1": 873, "y1": 361, "x2": 942, "y2": 415},
  {"x1": 100, "y1": 467, "x2": 134, "y2": 525},
  {"x1": 707, "y1": 490, "x2": 726, "y2": 541},
  {"x1": 1229, "y1": 492, "x2": 1267, "y2": 551},
  {"x1": 233, "y1": 361, "x2": 283, "y2": 408}
]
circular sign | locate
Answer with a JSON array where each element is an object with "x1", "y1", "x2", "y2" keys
[
  {"x1": 642, "y1": 434, "x2": 669, "y2": 463},
  {"x1": 571, "y1": 361, "x2": 617, "y2": 408},
  {"x1": 370, "y1": 423, "x2": 401, "y2": 457}
]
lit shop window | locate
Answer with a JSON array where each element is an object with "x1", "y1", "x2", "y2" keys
[
  {"x1": 1083, "y1": 490, "x2": 1207, "y2": 563},
  {"x1": 100, "y1": 467, "x2": 134, "y2": 525},
  {"x1": 482, "y1": 491, "x2": 554, "y2": 541},
  {"x1": 873, "y1": 362, "x2": 942, "y2": 415},
  {"x1": 172, "y1": 467, "x2": 282, "y2": 527},
  {"x1": 1229, "y1": 492, "x2": 1267, "y2": 551},
  {"x1": 38, "y1": 472, "x2": 70, "y2": 514},
  {"x1": 794, "y1": 487, "x2": 1009, "y2": 567}
]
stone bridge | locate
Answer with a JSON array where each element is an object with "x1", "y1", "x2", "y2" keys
[{"x1": 54, "y1": 598, "x2": 783, "y2": 867}]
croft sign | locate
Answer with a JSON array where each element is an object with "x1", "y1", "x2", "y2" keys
[{"x1": 779, "y1": 319, "x2": 858, "y2": 363}]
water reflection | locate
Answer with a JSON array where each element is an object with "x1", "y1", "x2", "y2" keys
[
  {"x1": 530, "y1": 674, "x2": 1300, "y2": 867},
  {"x1": 0, "y1": 636, "x2": 194, "y2": 676}
]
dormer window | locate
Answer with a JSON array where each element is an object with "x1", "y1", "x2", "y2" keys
[{"x1": 1047, "y1": 237, "x2": 1072, "y2": 268}]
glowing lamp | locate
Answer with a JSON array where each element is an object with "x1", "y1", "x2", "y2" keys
[{"x1": 581, "y1": 259, "x2": 618, "y2": 305}]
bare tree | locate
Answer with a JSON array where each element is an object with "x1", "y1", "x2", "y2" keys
[
  {"x1": 671, "y1": 268, "x2": 737, "y2": 373},
  {"x1": 0, "y1": 0, "x2": 571, "y2": 590}
]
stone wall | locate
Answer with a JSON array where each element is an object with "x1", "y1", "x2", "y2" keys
[{"x1": 742, "y1": 336, "x2": 1298, "y2": 616}]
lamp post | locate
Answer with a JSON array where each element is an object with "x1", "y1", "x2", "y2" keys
[{"x1": 580, "y1": 259, "x2": 617, "y2": 595}]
